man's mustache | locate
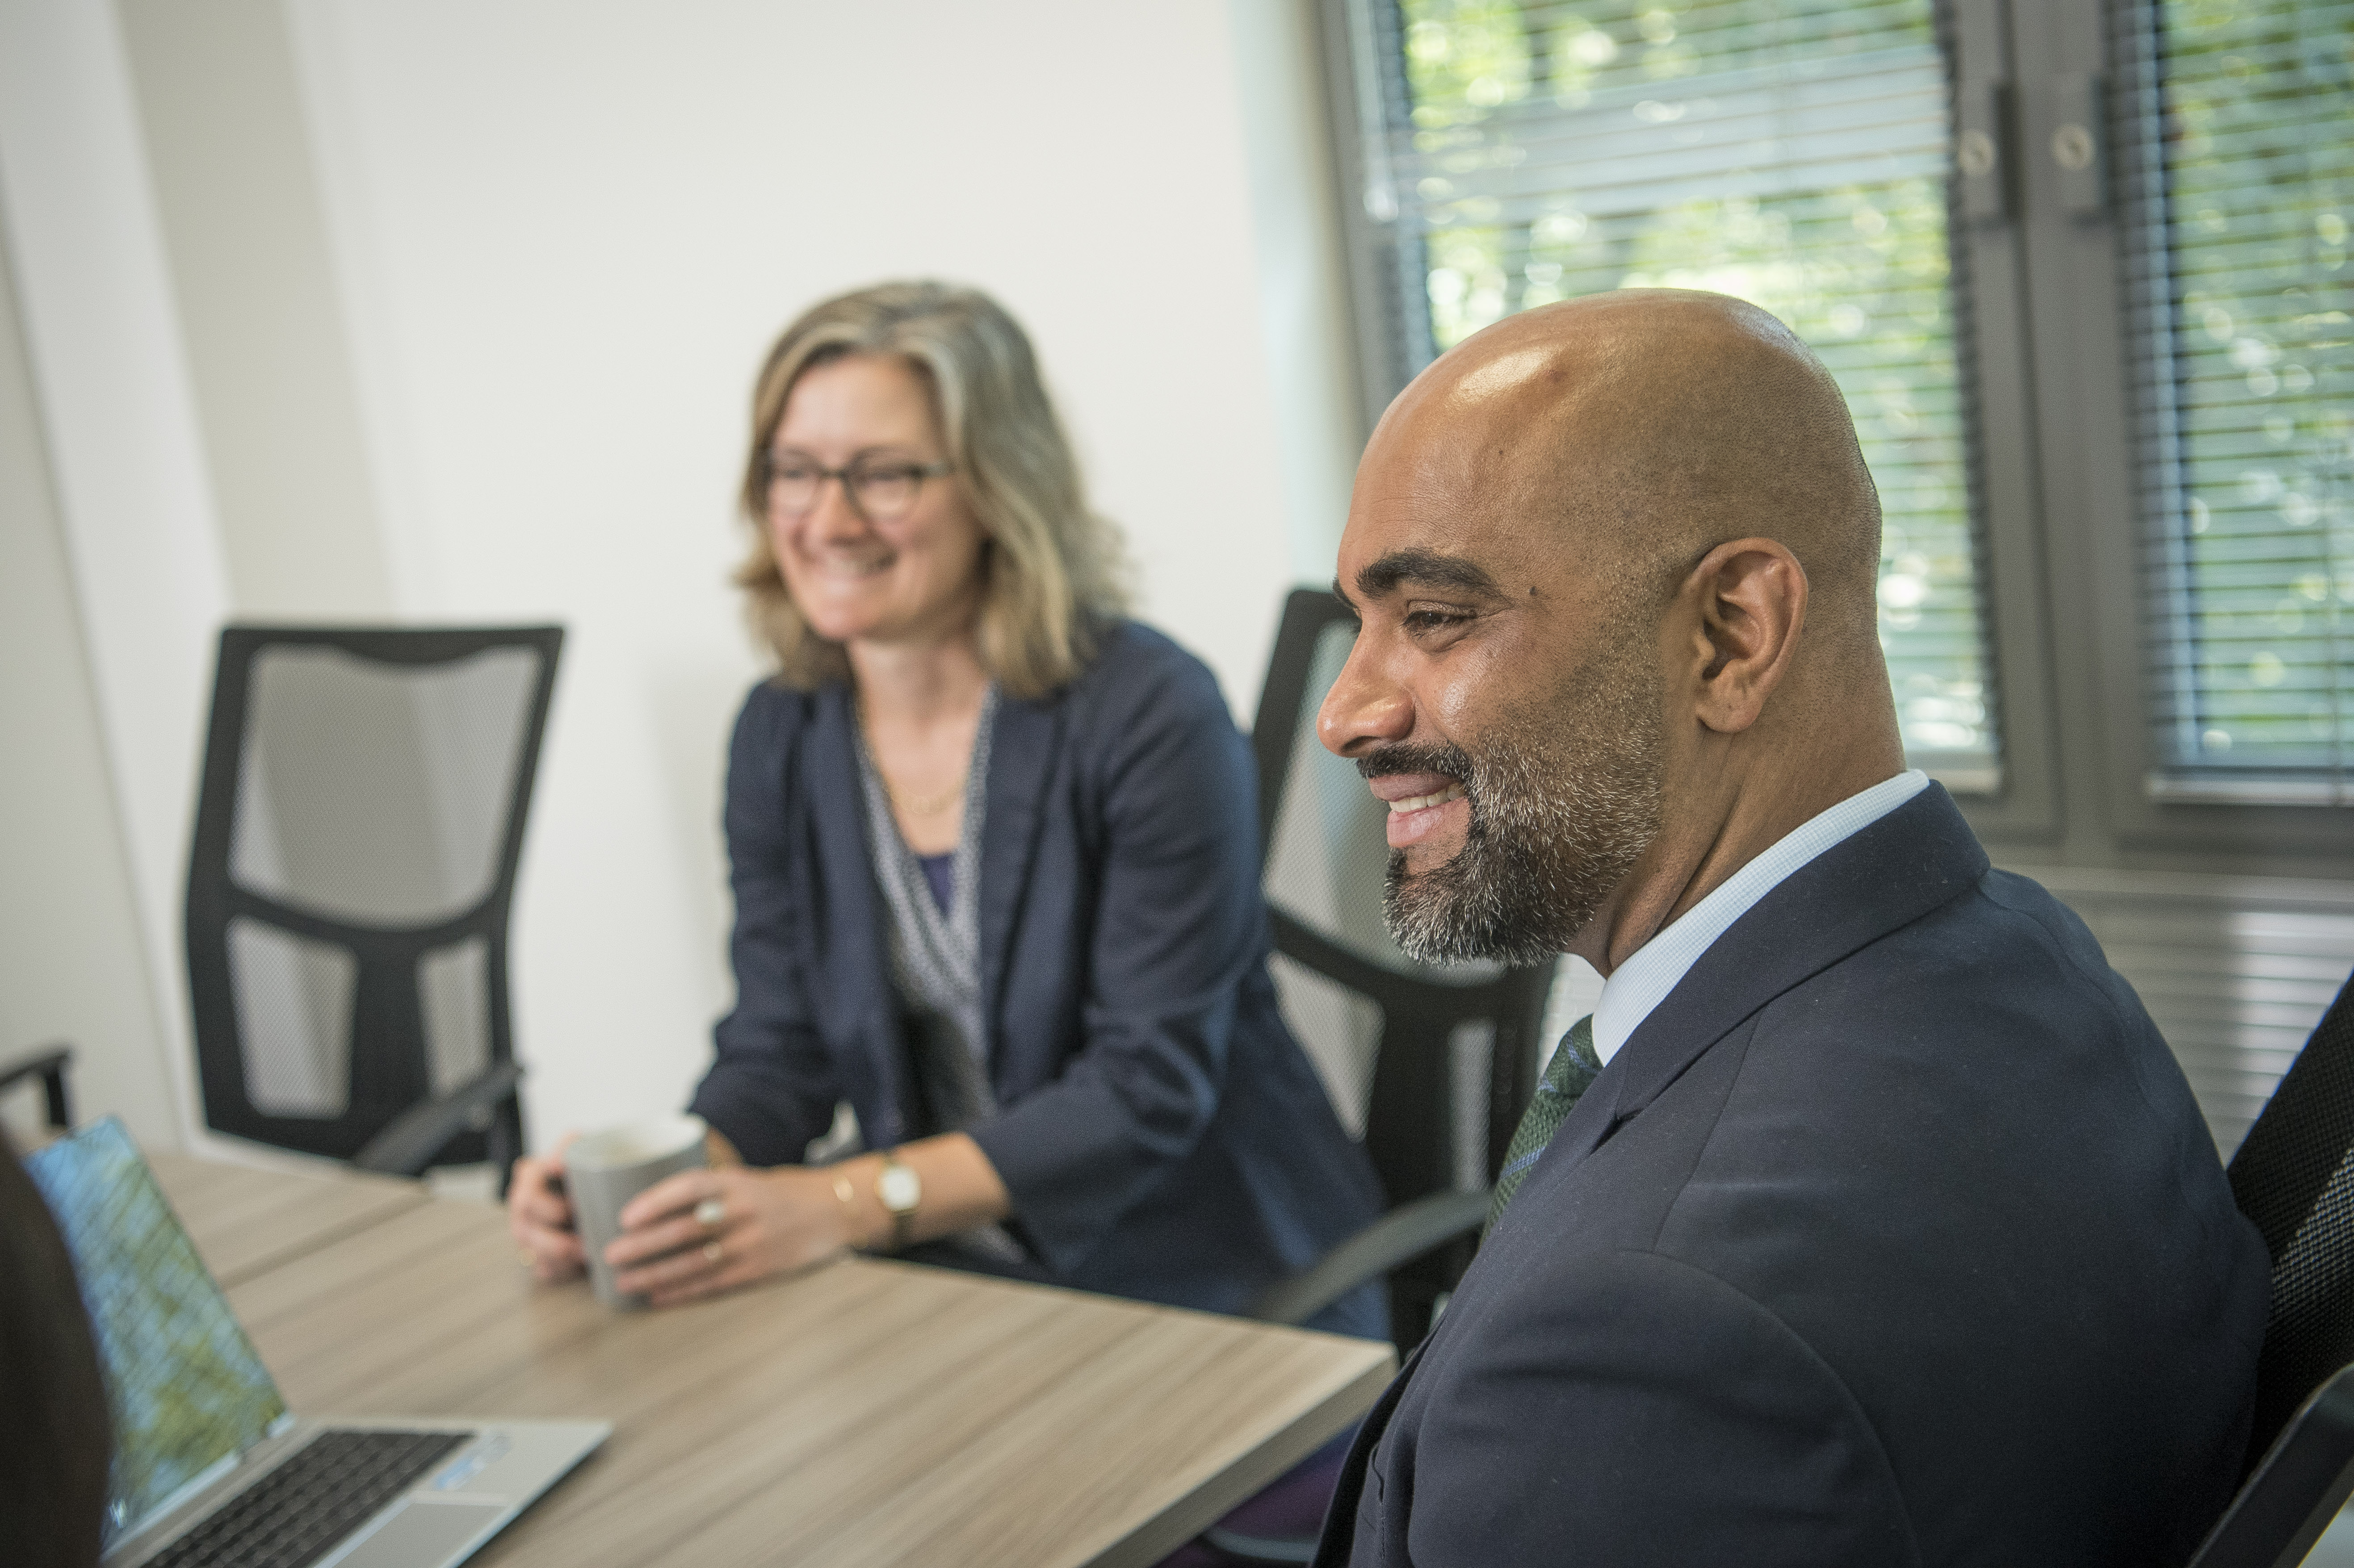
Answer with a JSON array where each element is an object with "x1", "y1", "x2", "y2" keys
[{"x1": 1355, "y1": 742, "x2": 1474, "y2": 783}]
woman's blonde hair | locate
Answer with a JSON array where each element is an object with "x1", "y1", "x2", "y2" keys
[{"x1": 734, "y1": 281, "x2": 1130, "y2": 698}]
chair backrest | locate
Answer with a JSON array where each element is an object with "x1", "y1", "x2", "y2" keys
[
  {"x1": 2227, "y1": 966, "x2": 2354, "y2": 1467},
  {"x1": 185, "y1": 625, "x2": 561, "y2": 1168},
  {"x1": 1252, "y1": 589, "x2": 1554, "y2": 1342}
]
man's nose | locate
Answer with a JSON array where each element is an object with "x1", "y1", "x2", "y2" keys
[{"x1": 1319, "y1": 641, "x2": 1414, "y2": 758}]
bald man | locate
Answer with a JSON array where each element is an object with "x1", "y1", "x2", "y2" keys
[{"x1": 1311, "y1": 292, "x2": 2268, "y2": 1567}]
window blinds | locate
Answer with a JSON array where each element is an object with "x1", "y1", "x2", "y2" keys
[
  {"x1": 1347, "y1": 0, "x2": 1993, "y2": 780},
  {"x1": 2117, "y1": 0, "x2": 2354, "y2": 798}
]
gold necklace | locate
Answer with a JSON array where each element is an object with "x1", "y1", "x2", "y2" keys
[
  {"x1": 884, "y1": 776, "x2": 966, "y2": 816},
  {"x1": 855, "y1": 692, "x2": 970, "y2": 817}
]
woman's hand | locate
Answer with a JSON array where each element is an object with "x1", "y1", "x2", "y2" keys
[
  {"x1": 507, "y1": 1140, "x2": 585, "y2": 1283},
  {"x1": 603, "y1": 1164, "x2": 861, "y2": 1308}
]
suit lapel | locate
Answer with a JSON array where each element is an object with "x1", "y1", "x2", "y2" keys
[
  {"x1": 1550, "y1": 784, "x2": 1990, "y2": 1176},
  {"x1": 802, "y1": 686, "x2": 910, "y2": 1138},
  {"x1": 977, "y1": 690, "x2": 1062, "y2": 1060}
]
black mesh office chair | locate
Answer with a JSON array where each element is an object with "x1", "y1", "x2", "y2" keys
[
  {"x1": 2188, "y1": 968, "x2": 2354, "y2": 1568},
  {"x1": 1242, "y1": 589, "x2": 1555, "y2": 1348},
  {"x1": 185, "y1": 626, "x2": 561, "y2": 1180}
]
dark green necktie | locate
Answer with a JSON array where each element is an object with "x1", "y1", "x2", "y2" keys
[{"x1": 1485, "y1": 1015, "x2": 1601, "y2": 1237}]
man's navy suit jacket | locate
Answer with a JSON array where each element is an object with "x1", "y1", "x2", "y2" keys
[
  {"x1": 1316, "y1": 785, "x2": 2271, "y2": 1566},
  {"x1": 687, "y1": 621, "x2": 1385, "y2": 1332}
]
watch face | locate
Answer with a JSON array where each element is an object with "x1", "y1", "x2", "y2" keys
[{"x1": 877, "y1": 1164, "x2": 921, "y2": 1215}]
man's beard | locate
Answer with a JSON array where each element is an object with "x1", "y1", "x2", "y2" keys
[{"x1": 1367, "y1": 642, "x2": 1664, "y2": 968}]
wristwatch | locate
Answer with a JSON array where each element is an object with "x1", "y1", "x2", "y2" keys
[{"x1": 875, "y1": 1152, "x2": 921, "y2": 1250}]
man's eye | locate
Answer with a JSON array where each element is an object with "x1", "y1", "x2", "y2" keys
[{"x1": 1405, "y1": 609, "x2": 1472, "y2": 633}]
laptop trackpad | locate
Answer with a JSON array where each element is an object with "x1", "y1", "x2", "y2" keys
[{"x1": 332, "y1": 1498, "x2": 505, "y2": 1568}]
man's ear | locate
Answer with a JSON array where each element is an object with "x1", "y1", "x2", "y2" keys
[{"x1": 1683, "y1": 537, "x2": 1807, "y2": 735}]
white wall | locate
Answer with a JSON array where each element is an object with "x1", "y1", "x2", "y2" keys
[
  {"x1": 0, "y1": 222, "x2": 182, "y2": 1152},
  {"x1": 0, "y1": 0, "x2": 1361, "y2": 1153},
  {"x1": 0, "y1": 0, "x2": 239, "y2": 1156}
]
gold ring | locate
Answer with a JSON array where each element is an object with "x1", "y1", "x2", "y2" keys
[
  {"x1": 703, "y1": 1240, "x2": 724, "y2": 1266},
  {"x1": 517, "y1": 1249, "x2": 536, "y2": 1269},
  {"x1": 695, "y1": 1197, "x2": 726, "y2": 1228}
]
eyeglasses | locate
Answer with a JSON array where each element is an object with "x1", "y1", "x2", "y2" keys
[{"x1": 763, "y1": 453, "x2": 953, "y2": 524}]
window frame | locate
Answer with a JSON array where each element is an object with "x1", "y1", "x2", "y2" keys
[{"x1": 1317, "y1": 0, "x2": 1427, "y2": 440}]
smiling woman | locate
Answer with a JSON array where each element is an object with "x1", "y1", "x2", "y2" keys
[{"x1": 504, "y1": 281, "x2": 1387, "y2": 1341}]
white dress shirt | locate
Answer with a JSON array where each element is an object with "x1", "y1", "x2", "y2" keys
[{"x1": 1589, "y1": 769, "x2": 1931, "y2": 1065}]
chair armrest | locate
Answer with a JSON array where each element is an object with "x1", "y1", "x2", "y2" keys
[
  {"x1": 2188, "y1": 1363, "x2": 2354, "y2": 1568},
  {"x1": 0, "y1": 1043, "x2": 73, "y2": 1131},
  {"x1": 1247, "y1": 1189, "x2": 1491, "y2": 1328},
  {"x1": 352, "y1": 1060, "x2": 525, "y2": 1178}
]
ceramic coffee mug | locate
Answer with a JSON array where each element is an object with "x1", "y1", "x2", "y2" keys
[{"x1": 566, "y1": 1114, "x2": 709, "y2": 1310}]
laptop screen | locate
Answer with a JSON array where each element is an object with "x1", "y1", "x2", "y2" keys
[{"x1": 25, "y1": 1117, "x2": 290, "y2": 1547}]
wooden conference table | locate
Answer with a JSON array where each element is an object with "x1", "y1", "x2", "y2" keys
[{"x1": 150, "y1": 1155, "x2": 1397, "y2": 1568}]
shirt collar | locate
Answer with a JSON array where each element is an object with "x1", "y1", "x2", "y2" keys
[{"x1": 1588, "y1": 769, "x2": 1931, "y2": 1065}]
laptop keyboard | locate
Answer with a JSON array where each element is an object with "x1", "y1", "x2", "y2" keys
[{"x1": 147, "y1": 1429, "x2": 474, "y2": 1568}]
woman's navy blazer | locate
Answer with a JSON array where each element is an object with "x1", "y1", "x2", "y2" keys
[{"x1": 688, "y1": 620, "x2": 1386, "y2": 1332}]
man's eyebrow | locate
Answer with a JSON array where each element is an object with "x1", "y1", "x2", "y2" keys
[{"x1": 1353, "y1": 549, "x2": 1503, "y2": 600}]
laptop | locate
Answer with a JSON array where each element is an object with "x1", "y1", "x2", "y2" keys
[{"x1": 25, "y1": 1116, "x2": 608, "y2": 1568}]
